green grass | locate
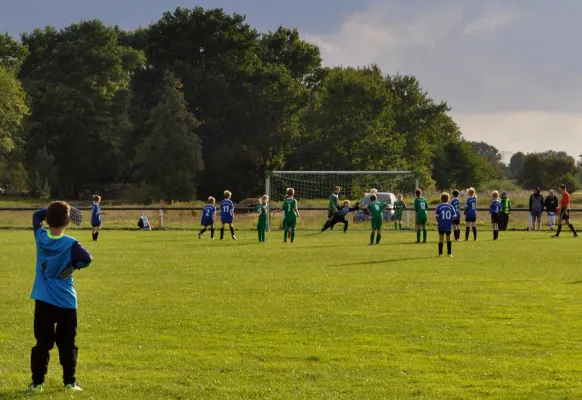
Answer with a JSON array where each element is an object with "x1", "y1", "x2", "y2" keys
[{"x1": 1, "y1": 229, "x2": 581, "y2": 399}]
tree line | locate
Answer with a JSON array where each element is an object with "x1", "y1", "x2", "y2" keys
[{"x1": 0, "y1": 7, "x2": 580, "y2": 202}]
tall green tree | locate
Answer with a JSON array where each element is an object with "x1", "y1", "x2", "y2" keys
[
  {"x1": 133, "y1": 71, "x2": 204, "y2": 201},
  {"x1": 289, "y1": 66, "x2": 403, "y2": 171},
  {"x1": 0, "y1": 33, "x2": 29, "y2": 75},
  {"x1": 20, "y1": 21, "x2": 145, "y2": 197},
  {"x1": 0, "y1": 66, "x2": 29, "y2": 154},
  {"x1": 139, "y1": 8, "x2": 321, "y2": 198},
  {"x1": 386, "y1": 74, "x2": 456, "y2": 188}
]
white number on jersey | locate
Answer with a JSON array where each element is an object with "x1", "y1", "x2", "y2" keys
[{"x1": 440, "y1": 210, "x2": 452, "y2": 220}]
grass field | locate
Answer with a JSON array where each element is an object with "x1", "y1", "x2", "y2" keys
[{"x1": 1, "y1": 229, "x2": 581, "y2": 399}]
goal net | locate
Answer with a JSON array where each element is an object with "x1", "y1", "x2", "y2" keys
[{"x1": 265, "y1": 171, "x2": 418, "y2": 230}]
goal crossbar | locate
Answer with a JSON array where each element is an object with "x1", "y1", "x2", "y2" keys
[{"x1": 272, "y1": 171, "x2": 414, "y2": 175}]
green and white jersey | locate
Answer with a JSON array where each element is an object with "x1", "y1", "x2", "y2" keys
[
  {"x1": 283, "y1": 198, "x2": 298, "y2": 221},
  {"x1": 255, "y1": 203, "x2": 268, "y2": 220},
  {"x1": 328, "y1": 193, "x2": 339, "y2": 212},
  {"x1": 414, "y1": 197, "x2": 429, "y2": 217},
  {"x1": 368, "y1": 201, "x2": 387, "y2": 219}
]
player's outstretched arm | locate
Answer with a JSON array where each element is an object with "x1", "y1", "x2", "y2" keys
[{"x1": 32, "y1": 209, "x2": 48, "y2": 235}]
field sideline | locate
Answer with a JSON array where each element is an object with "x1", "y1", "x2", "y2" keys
[{"x1": 1, "y1": 230, "x2": 581, "y2": 399}]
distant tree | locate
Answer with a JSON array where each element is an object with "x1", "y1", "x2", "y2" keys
[
  {"x1": 133, "y1": 71, "x2": 204, "y2": 201},
  {"x1": 433, "y1": 140, "x2": 491, "y2": 189},
  {"x1": 0, "y1": 66, "x2": 28, "y2": 154},
  {"x1": 468, "y1": 141, "x2": 502, "y2": 163},
  {"x1": 508, "y1": 152, "x2": 525, "y2": 179},
  {"x1": 518, "y1": 151, "x2": 580, "y2": 191}
]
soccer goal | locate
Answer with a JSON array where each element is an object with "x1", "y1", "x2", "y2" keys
[{"x1": 265, "y1": 170, "x2": 419, "y2": 230}]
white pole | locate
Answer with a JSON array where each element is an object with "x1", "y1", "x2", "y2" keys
[
  {"x1": 159, "y1": 209, "x2": 164, "y2": 229},
  {"x1": 265, "y1": 174, "x2": 271, "y2": 232},
  {"x1": 406, "y1": 210, "x2": 410, "y2": 230}
]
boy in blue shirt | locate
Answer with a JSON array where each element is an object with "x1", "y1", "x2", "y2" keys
[
  {"x1": 198, "y1": 197, "x2": 216, "y2": 239},
  {"x1": 27, "y1": 202, "x2": 92, "y2": 393},
  {"x1": 91, "y1": 195, "x2": 101, "y2": 241},
  {"x1": 490, "y1": 191, "x2": 502, "y2": 240},
  {"x1": 451, "y1": 190, "x2": 462, "y2": 241},
  {"x1": 435, "y1": 193, "x2": 457, "y2": 257},
  {"x1": 464, "y1": 187, "x2": 478, "y2": 241},
  {"x1": 220, "y1": 190, "x2": 236, "y2": 240}
]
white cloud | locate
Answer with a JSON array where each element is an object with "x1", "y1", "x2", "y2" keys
[
  {"x1": 303, "y1": 0, "x2": 582, "y2": 156},
  {"x1": 463, "y1": 10, "x2": 524, "y2": 36},
  {"x1": 453, "y1": 111, "x2": 582, "y2": 158}
]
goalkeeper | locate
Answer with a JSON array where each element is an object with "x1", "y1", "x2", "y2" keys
[{"x1": 321, "y1": 200, "x2": 360, "y2": 233}]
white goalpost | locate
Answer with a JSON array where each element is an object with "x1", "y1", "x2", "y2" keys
[{"x1": 265, "y1": 170, "x2": 419, "y2": 230}]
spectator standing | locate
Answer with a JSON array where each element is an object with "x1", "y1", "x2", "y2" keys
[
  {"x1": 544, "y1": 190, "x2": 559, "y2": 232},
  {"x1": 499, "y1": 192, "x2": 511, "y2": 231},
  {"x1": 529, "y1": 187, "x2": 544, "y2": 231}
]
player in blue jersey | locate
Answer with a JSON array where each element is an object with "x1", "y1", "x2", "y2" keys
[
  {"x1": 198, "y1": 197, "x2": 217, "y2": 239},
  {"x1": 464, "y1": 187, "x2": 478, "y2": 241},
  {"x1": 435, "y1": 193, "x2": 457, "y2": 257},
  {"x1": 490, "y1": 191, "x2": 502, "y2": 240},
  {"x1": 91, "y1": 195, "x2": 101, "y2": 241},
  {"x1": 220, "y1": 190, "x2": 236, "y2": 240},
  {"x1": 27, "y1": 202, "x2": 92, "y2": 393},
  {"x1": 450, "y1": 190, "x2": 462, "y2": 241}
]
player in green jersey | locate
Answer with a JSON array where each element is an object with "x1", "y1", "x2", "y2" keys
[
  {"x1": 414, "y1": 188, "x2": 429, "y2": 243},
  {"x1": 363, "y1": 194, "x2": 388, "y2": 245},
  {"x1": 282, "y1": 188, "x2": 299, "y2": 243},
  {"x1": 393, "y1": 194, "x2": 406, "y2": 231},
  {"x1": 255, "y1": 195, "x2": 269, "y2": 242},
  {"x1": 328, "y1": 186, "x2": 340, "y2": 219}
]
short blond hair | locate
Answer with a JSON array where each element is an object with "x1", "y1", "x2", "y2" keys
[
  {"x1": 342, "y1": 200, "x2": 350, "y2": 207},
  {"x1": 397, "y1": 194, "x2": 403, "y2": 201},
  {"x1": 370, "y1": 188, "x2": 378, "y2": 194},
  {"x1": 440, "y1": 192, "x2": 450, "y2": 203},
  {"x1": 207, "y1": 196, "x2": 215, "y2": 204},
  {"x1": 334, "y1": 186, "x2": 340, "y2": 191},
  {"x1": 467, "y1": 187, "x2": 476, "y2": 196},
  {"x1": 492, "y1": 190, "x2": 499, "y2": 199},
  {"x1": 286, "y1": 188, "x2": 295, "y2": 196},
  {"x1": 261, "y1": 194, "x2": 269, "y2": 202},
  {"x1": 224, "y1": 190, "x2": 232, "y2": 199}
]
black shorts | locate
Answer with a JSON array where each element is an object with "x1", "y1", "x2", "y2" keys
[
  {"x1": 465, "y1": 217, "x2": 476, "y2": 223},
  {"x1": 91, "y1": 223, "x2": 101, "y2": 228},
  {"x1": 452, "y1": 219, "x2": 461, "y2": 226},
  {"x1": 490, "y1": 214, "x2": 499, "y2": 224},
  {"x1": 438, "y1": 230, "x2": 452, "y2": 235},
  {"x1": 561, "y1": 210, "x2": 570, "y2": 220}
]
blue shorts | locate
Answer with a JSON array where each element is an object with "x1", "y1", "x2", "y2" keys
[{"x1": 201, "y1": 218, "x2": 214, "y2": 227}]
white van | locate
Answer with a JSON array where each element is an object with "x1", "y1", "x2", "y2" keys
[{"x1": 353, "y1": 192, "x2": 397, "y2": 222}]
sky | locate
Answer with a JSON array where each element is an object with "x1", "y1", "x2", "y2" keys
[{"x1": 2, "y1": 0, "x2": 581, "y2": 160}]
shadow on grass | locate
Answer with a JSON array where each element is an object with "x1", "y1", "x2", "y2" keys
[
  {"x1": 569, "y1": 280, "x2": 582, "y2": 284},
  {"x1": 334, "y1": 256, "x2": 434, "y2": 267}
]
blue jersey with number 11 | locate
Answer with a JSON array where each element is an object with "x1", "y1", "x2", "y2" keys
[
  {"x1": 435, "y1": 203, "x2": 457, "y2": 232},
  {"x1": 220, "y1": 200, "x2": 234, "y2": 223},
  {"x1": 465, "y1": 196, "x2": 477, "y2": 219}
]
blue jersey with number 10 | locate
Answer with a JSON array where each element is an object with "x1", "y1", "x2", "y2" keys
[
  {"x1": 435, "y1": 203, "x2": 457, "y2": 232},
  {"x1": 465, "y1": 196, "x2": 477, "y2": 219},
  {"x1": 220, "y1": 200, "x2": 234, "y2": 223}
]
